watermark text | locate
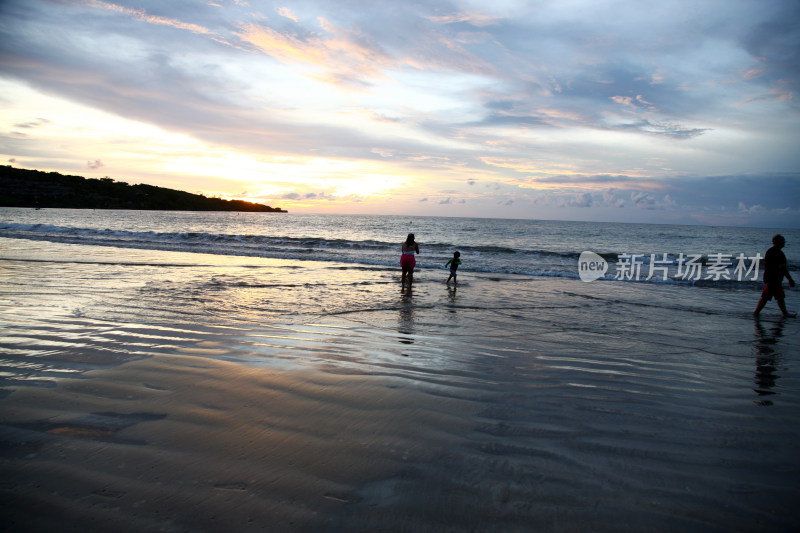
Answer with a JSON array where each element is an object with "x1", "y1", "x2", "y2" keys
[{"x1": 579, "y1": 252, "x2": 762, "y2": 282}]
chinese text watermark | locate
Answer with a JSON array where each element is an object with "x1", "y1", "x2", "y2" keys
[{"x1": 579, "y1": 252, "x2": 762, "y2": 282}]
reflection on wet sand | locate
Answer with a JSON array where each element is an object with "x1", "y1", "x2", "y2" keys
[
  {"x1": 753, "y1": 318, "x2": 786, "y2": 406},
  {"x1": 447, "y1": 285, "x2": 457, "y2": 308},
  {"x1": 398, "y1": 288, "x2": 415, "y2": 347}
]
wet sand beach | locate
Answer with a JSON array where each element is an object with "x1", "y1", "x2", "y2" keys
[
  {"x1": 2, "y1": 236, "x2": 800, "y2": 532},
  {"x1": 1, "y1": 350, "x2": 477, "y2": 532}
]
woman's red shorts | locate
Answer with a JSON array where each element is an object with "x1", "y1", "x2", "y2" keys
[{"x1": 400, "y1": 254, "x2": 416, "y2": 269}]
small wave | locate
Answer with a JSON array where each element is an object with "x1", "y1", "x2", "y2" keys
[
  {"x1": 0, "y1": 221, "x2": 774, "y2": 293},
  {"x1": 0, "y1": 257, "x2": 214, "y2": 268}
]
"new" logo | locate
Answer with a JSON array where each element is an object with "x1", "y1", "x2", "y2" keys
[{"x1": 578, "y1": 251, "x2": 608, "y2": 282}]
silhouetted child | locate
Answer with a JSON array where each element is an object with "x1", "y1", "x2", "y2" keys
[
  {"x1": 445, "y1": 251, "x2": 461, "y2": 284},
  {"x1": 754, "y1": 234, "x2": 796, "y2": 318}
]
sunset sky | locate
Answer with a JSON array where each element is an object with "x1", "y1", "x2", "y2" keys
[{"x1": 1, "y1": 0, "x2": 798, "y2": 227}]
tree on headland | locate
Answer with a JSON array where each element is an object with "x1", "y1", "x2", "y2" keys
[{"x1": 0, "y1": 166, "x2": 287, "y2": 212}]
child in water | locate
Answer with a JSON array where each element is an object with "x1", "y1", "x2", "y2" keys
[{"x1": 446, "y1": 251, "x2": 461, "y2": 285}]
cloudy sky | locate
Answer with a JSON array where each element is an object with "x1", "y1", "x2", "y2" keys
[{"x1": 1, "y1": 0, "x2": 798, "y2": 226}]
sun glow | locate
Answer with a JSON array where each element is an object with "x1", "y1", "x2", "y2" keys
[{"x1": 0, "y1": 80, "x2": 415, "y2": 206}]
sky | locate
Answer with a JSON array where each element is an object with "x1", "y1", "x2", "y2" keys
[{"x1": 1, "y1": 0, "x2": 799, "y2": 227}]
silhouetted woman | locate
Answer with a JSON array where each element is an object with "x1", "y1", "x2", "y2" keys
[{"x1": 400, "y1": 233, "x2": 419, "y2": 288}]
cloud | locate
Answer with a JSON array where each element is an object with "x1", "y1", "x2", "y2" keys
[
  {"x1": 610, "y1": 95, "x2": 636, "y2": 107},
  {"x1": 372, "y1": 148, "x2": 394, "y2": 157},
  {"x1": 424, "y1": 12, "x2": 502, "y2": 27},
  {"x1": 13, "y1": 118, "x2": 50, "y2": 129},
  {"x1": 636, "y1": 95, "x2": 655, "y2": 107},
  {"x1": 87, "y1": 159, "x2": 104, "y2": 169},
  {"x1": 1, "y1": 0, "x2": 798, "y2": 227},
  {"x1": 86, "y1": 0, "x2": 216, "y2": 37},
  {"x1": 236, "y1": 17, "x2": 400, "y2": 88},
  {"x1": 738, "y1": 201, "x2": 764, "y2": 214},
  {"x1": 610, "y1": 95, "x2": 656, "y2": 109},
  {"x1": 531, "y1": 174, "x2": 636, "y2": 185},
  {"x1": 277, "y1": 7, "x2": 299, "y2": 22},
  {"x1": 742, "y1": 67, "x2": 765, "y2": 80},
  {"x1": 613, "y1": 120, "x2": 711, "y2": 139},
  {"x1": 532, "y1": 192, "x2": 594, "y2": 208},
  {"x1": 735, "y1": 80, "x2": 794, "y2": 106},
  {"x1": 564, "y1": 192, "x2": 593, "y2": 208},
  {"x1": 740, "y1": 10, "x2": 800, "y2": 95},
  {"x1": 281, "y1": 191, "x2": 334, "y2": 201},
  {"x1": 603, "y1": 188, "x2": 625, "y2": 208},
  {"x1": 628, "y1": 191, "x2": 678, "y2": 210},
  {"x1": 631, "y1": 191, "x2": 659, "y2": 209}
]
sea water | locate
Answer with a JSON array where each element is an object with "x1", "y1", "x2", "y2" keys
[
  {"x1": 2, "y1": 208, "x2": 799, "y2": 531},
  {"x1": 2, "y1": 208, "x2": 796, "y2": 282}
]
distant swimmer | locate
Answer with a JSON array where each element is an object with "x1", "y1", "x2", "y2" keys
[
  {"x1": 446, "y1": 251, "x2": 461, "y2": 285},
  {"x1": 754, "y1": 234, "x2": 796, "y2": 318},
  {"x1": 401, "y1": 233, "x2": 419, "y2": 289}
]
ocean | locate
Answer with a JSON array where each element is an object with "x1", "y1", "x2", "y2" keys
[
  {"x1": 1, "y1": 208, "x2": 799, "y2": 532},
  {"x1": 2, "y1": 208, "x2": 796, "y2": 282}
]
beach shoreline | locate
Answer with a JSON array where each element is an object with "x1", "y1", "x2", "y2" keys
[{"x1": 2, "y1": 216, "x2": 800, "y2": 531}]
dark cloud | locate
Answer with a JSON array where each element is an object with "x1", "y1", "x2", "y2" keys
[
  {"x1": 281, "y1": 191, "x2": 334, "y2": 200},
  {"x1": 562, "y1": 192, "x2": 593, "y2": 208},
  {"x1": 635, "y1": 174, "x2": 796, "y2": 212},
  {"x1": 523, "y1": 174, "x2": 798, "y2": 225},
  {"x1": 631, "y1": 191, "x2": 659, "y2": 210},
  {"x1": 740, "y1": 4, "x2": 800, "y2": 94},
  {"x1": 666, "y1": 174, "x2": 800, "y2": 211}
]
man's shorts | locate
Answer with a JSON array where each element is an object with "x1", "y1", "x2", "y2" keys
[{"x1": 761, "y1": 282, "x2": 785, "y2": 301}]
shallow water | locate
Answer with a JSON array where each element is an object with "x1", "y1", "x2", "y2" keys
[{"x1": 2, "y1": 216, "x2": 800, "y2": 531}]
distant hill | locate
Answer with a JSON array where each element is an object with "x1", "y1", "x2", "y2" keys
[{"x1": 0, "y1": 166, "x2": 287, "y2": 212}]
